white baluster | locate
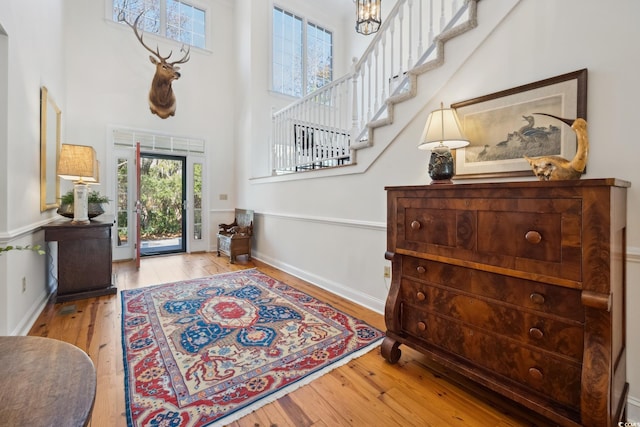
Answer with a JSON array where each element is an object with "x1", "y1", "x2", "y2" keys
[
  {"x1": 331, "y1": 85, "x2": 337, "y2": 162},
  {"x1": 314, "y1": 95, "x2": 319, "y2": 164},
  {"x1": 428, "y1": 0, "x2": 434, "y2": 45},
  {"x1": 294, "y1": 104, "x2": 299, "y2": 169},
  {"x1": 389, "y1": 19, "x2": 395, "y2": 94},
  {"x1": 276, "y1": 111, "x2": 280, "y2": 170},
  {"x1": 331, "y1": 85, "x2": 337, "y2": 136},
  {"x1": 360, "y1": 65, "x2": 366, "y2": 128},
  {"x1": 417, "y1": 0, "x2": 424, "y2": 59},
  {"x1": 398, "y1": 6, "x2": 404, "y2": 80},
  {"x1": 374, "y1": 43, "x2": 380, "y2": 111},
  {"x1": 407, "y1": 0, "x2": 414, "y2": 69},
  {"x1": 284, "y1": 112, "x2": 289, "y2": 170},
  {"x1": 350, "y1": 58, "x2": 360, "y2": 142},
  {"x1": 279, "y1": 111, "x2": 284, "y2": 170},
  {"x1": 381, "y1": 34, "x2": 388, "y2": 102},
  {"x1": 440, "y1": 0, "x2": 445, "y2": 33},
  {"x1": 272, "y1": 107, "x2": 277, "y2": 171},
  {"x1": 301, "y1": 102, "x2": 306, "y2": 168},
  {"x1": 284, "y1": 114, "x2": 288, "y2": 170},
  {"x1": 367, "y1": 56, "x2": 372, "y2": 121}
]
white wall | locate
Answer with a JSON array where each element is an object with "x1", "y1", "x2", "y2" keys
[
  {"x1": 235, "y1": 0, "x2": 640, "y2": 413},
  {"x1": 0, "y1": 0, "x2": 65, "y2": 335}
]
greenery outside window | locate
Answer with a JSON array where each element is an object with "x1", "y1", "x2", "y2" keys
[
  {"x1": 272, "y1": 6, "x2": 333, "y2": 97},
  {"x1": 113, "y1": 0, "x2": 206, "y2": 49}
]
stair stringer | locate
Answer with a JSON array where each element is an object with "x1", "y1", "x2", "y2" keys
[{"x1": 351, "y1": 0, "x2": 523, "y2": 173}]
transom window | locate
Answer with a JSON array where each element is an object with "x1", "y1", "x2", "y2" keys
[
  {"x1": 272, "y1": 6, "x2": 333, "y2": 98},
  {"x1": 113, "y1": 0, "x2": 206, "y2": 49}
]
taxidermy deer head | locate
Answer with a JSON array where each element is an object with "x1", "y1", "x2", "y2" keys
[
  {"x1": 524, "y1": 114, "x2": 589, "y2": 181},
  {"x1": 118, "y1": 9, "x2": 190, "y2": 119}
]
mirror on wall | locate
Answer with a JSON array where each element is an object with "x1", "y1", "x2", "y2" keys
[{"x1": 40, "y1": 86, "x2": 61, "y2": 211}]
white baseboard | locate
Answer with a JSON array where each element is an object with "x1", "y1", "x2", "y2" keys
[
  {"x1": 628, "y1": 395, "x2": 640, "y2": 422},
  {"x1": 12, "y1": 289, "x2": 52, "y2": 336},
  {"x1": 253, "y1": 251, "x2": 386, "y2": 314}
]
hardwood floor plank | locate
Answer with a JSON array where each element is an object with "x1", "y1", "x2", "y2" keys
[
  {"x1": 27, "y1": 253, "x2": 553, "y2": 427},
  {"x1": 283, "y1": 381, "x2": 350, "y2": 426},
  {"x1": 257, "y1": 400, "x2": 295, "y2": 427},
  {"x1": 307, "y1": 369, "x2": 405, "y2": 426}
]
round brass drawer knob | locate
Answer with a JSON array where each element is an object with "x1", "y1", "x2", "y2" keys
[
  {"x1": 530, "y1": 292, "x2": 546, "y2": 305},
  {"x1": 416, "y1": 291, "x2": 426, "y2": 301},
  {"x1": 416, "y1": 266, "x2": 426, "y2": 274},
  {"x1": 417, "y1": 321, "x2": 427, "y2": 331},
  {"x1": 525, "y1": 230, "x2": 542, "y2": 244},
  {"x1": 410, "y1": 220, "x2": 422, "y2": 230},
  {"x1": 529, "y1": 327, "x2": 544, "y2": 340},
  {"x1": 528, "y1": 367, "x2": 544, "y2": 381}
]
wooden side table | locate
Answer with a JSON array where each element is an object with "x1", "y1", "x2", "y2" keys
[
  {"x1": 43, "y1": 217, "x2": 117, "y2": 302},
  {"x1": 0, "y1": 336, "x2": 96, "y2": 426}
]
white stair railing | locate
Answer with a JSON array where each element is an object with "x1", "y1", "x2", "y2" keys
[{"x1": 272, "y1": 0, "x2": 473, "y2": 174}]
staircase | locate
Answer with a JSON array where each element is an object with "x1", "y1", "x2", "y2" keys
[{"x1": 270, "y1": 0, "x2": 524, "y2": 177}]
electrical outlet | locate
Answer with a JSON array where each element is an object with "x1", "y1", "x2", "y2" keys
[
  {"x1": 219, "y1": 194, "x2": 228, "y2": 200},
  {"x1": 383, "y1": 266, "x2": 391, "y2": 278},
  {"x1": 21, "y1": 277, "x2": 26, "y2": 293}
]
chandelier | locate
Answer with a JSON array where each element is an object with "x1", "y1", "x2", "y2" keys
[{"x1": 355, "y1": 0, "x2": 381, "y2": 35}]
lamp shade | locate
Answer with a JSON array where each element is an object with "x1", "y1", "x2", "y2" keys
[
  {"x1": 356, "y1": 0, "x2": 381, "y2": 35},
  {"x1": 418, "y1": 104, "x2": 469, "y2": 150},
  {"x1": 57, "y1": 144, "x2": 98, "y2": 183}
]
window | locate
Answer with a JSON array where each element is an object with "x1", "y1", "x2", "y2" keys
[
  {"x1": 306, "y1": 23, "x2": 333, "y2": 94},
  {"x1": 272, "y1": 7, "x2": 333, "y2": 97},
  {"x1": 113, "y1": 0, "x2": 206, "y2": 49},
  {"x1": 116, "y1": 157, "x2": 129, "y2": 247}
]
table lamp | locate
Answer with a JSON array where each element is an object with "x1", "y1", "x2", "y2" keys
[
  {"x1": 57, "y1": 144, "x2": 98, "y2": 224},
  {"x1": 418, "y1": 102, "x2": 469, "y2": 184}
]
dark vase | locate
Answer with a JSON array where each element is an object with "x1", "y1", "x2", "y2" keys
[{"x1": 428, "y1": 145, "x2": 454, "y2": 183}]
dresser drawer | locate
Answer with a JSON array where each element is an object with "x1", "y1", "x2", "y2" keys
[
  {"x1": 400, "y1": 278, "x2": 583, "y2": 360},
  {"x1": 401, "y1": 309, "x2": 582, "y2": 409},
  {"x1": 401, "y1": 257, "x2": 584, "y2": 322},
  {"x1": 396, "y1": 197, "x2": 582, "y2": 282}
]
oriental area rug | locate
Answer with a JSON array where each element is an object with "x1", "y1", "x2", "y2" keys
[{"x1": 121, "y1": 268, "x2": 384, "y2": 427}]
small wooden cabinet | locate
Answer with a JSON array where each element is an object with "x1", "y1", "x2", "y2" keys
[
  {"x1": 43, "y1": 217, "x2": 117, "y2": 302},
  {"x1": 383, "y1": 179, "x2": 629, "y2": 427}
]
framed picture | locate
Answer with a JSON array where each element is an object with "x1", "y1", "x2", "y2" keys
[{"x1": 451, "y1": 69, "x2": 587, "y2": 179}]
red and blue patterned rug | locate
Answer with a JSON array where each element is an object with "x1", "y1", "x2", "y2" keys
[{"x1": 121, "y1": 268, "x2": 384, "y2": 427}]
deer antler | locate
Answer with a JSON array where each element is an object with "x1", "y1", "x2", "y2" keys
[
  {"x1": 118, "y1": 10, "x2": 172, "y2": 62},
  {"x1": 170, "y1": 46, "x2": 191, "y2": 66}
]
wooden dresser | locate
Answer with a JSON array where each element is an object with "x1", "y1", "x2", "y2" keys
[{"x1": 382, "y1": 179, "x2": 629, "y2": 427}]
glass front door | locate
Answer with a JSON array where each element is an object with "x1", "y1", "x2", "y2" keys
[{"x1": 138, "y1": 153, "x2": 186, "y2": 256}]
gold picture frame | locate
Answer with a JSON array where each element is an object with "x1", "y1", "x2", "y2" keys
[{"x1": 40, "y1": 86, "x2": 61, "y2": 211}]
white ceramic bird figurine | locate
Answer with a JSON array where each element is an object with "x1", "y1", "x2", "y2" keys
[{"x1": 524, "y1": 114, "x2": 589, "y2": 181}]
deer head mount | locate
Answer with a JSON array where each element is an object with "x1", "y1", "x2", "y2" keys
[{"x1": 118, "y1": 9, "x2": 190, "y2": 119}]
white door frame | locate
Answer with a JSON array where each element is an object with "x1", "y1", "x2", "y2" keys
[{"x1": 109, "y1": 142, "x2": 209, "y2": 261}]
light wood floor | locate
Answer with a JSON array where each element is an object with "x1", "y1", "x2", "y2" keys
[{"x1": 29, "y1": 253, "x2": 552, "y2": 426}]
